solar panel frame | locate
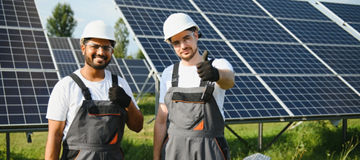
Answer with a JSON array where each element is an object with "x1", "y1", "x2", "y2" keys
[{"x1": 322, "y1": 2, "x2": 360, "y2": 23}]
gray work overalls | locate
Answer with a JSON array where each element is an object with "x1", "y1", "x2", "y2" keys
[
  {"x1": 162, "y1": 63, "x2": 230, "y2": 160},
  {"x1": 61, "y1": 73, "x2": 127, "y2": 160}
]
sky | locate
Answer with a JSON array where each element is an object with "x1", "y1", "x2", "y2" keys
[
  {"x1": 34, "y1": 0, "x2": 139, "y2": 56},
  {"x1": 34, "y1": 0, "x2": 359, "y2": 56}
]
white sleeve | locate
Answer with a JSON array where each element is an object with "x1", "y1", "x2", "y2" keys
[
  {"x1": 213, "y1": 58, "x2": 234, "y2": 72},
  {"x1": 159, "y1": 65, "x2": 173, "y2": 104},
  {"x1": 118, "y1": 77, "x2": 140, "y2": 109},
  {"x1": 46, "y1": 79, "x2": 69, "y2": 121}
]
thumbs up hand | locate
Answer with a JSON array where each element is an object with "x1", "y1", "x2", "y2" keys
[{"x1": 196, "y1": 50, "x2": 219, "y2": 82}]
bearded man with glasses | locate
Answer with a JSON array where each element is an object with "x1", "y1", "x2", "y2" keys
[{"x1": 45, "y1": 20, "x2": 143, "y2": 160}]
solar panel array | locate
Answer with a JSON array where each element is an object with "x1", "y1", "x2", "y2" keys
[
  {"x1": 115, "y1": 0, "x2": 360, "y2": 122},
  {"x1": 48, "y1": 37, "x2": 155, "y2": 94},
  {"x1": 0, "y1": 0, "x2": 58, "y2": 128}
]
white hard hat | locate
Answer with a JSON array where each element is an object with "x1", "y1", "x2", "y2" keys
[
  {"x1": 81, "y1": 20, "x2": 115, "y2": 41},
  {"x1": 163, "y1": 13, "x2": 200, "y2": 43}
]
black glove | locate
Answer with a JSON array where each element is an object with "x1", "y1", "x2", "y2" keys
[
  {"x1": 108, "y1": 86, "x2": 131, "y2": 108},
  {"x1": 196, "y1": 50, "x2": 219, "y2": 82}
]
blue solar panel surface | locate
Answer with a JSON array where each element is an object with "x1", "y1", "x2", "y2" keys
[
  {"x1": 262, "y1": 76, "x2": 360, "y2": 116},
  {"x1": 225, "y1": 76, "x2": 288, "y2": 120},
  {"x1": 0, "y1": 0, "x2": 59, "y2": 127},
  {"x1": 231, "y1": 43, "x2": 332, "y2": 74},
  {"x1": 207, "y1": 14, "x2": 297, "y2": 43},
  {"x1": 0, "y1": 0, "x2": 42, "y2": 28},
  {"x1": 0, "y1": 71, "x2": 58, "y2": 126},
  {"x1": 308, "y1": 45, "x2": 360, "y2": 74},
  {"x1": 115, "y1": 0, "x2": 195, "y2": 10},
  {"x1": 280, "y1": 20, "x2": 360, "y2": 45},
  {"x1": 257, "y1": 0, "x2": 330, "y2": 20},
  {"x1": 193, "y1": 0, "x2": 267, "y2": 16},
  {"x1": 322, "y1": 2, "x2": 360, "y2": 23}
]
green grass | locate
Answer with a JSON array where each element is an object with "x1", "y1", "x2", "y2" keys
[{"x1": 1, "y1": 94, "x2": 360, "y2": 159}]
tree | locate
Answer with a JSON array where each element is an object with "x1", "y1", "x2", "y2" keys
[
  {"x1": 114, "y1": 18, "x2": 129, "y2": 58},
  {"x1": 136, "y1": 49, "x2": 145, "y2": 59},
  {"x1": 46, "y1": 3, "x2": 77, "y2": 37}
]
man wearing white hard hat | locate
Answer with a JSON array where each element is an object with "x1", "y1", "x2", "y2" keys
[
  {"x1": 45, "y1": 20, "x2": 143, "y2": 160},
  {"x1": 154, "y1": 13, "x2": 234, "y2": 160}
]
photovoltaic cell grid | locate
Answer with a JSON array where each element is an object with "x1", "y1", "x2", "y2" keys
[
  {"x1": 115, "y1": 0, "x2": 196, "y2": 11},
  {"x1": 0, "y1": 28, "x2": 54, "y2": 69},
  {"x1": 0, "y1": 71, "x2": 58, "y2": 126},
  {"x1": 256, "y1": 0, "x2": 330, "y2": 21},
  {"x1": 231, "y1": 43, "x2": 332, "y2": 74},
  {"x1": 262, "y1": 76, "x2": 360, "y2": 117},
  {"x1": 322, "y1": 2, "x2": 360, "y2": 23},
  {"x1": 207, "y1": 14, "x2": 297, "y2": 43},
  {"x1": 279, "y1": 20, "x2": 360, "y2": 45},
  {"x1": 116, "y1": 0, "x2": 360, "y2": 121},
  {"x1": 193, "y1": 0, "x2": 267, "y2": 16},
  {"x1": 119, "y1": 7, "x2": 221, "y2": 39},
  {"x1": 224, "y1": 76, "x2": 288, "y2": 120},
  {"x1": 124, "y1": 59, "x2": 155, "y2": 93},
  {"x1": 49, "y1": 37, "x2": 78, "y2": 78},
  {"x1": 307, "y1": 45, "x2": 360, "y2": 75},
  {"x1": 0, "y1": 0, "x2": 42, "y2": 28}
]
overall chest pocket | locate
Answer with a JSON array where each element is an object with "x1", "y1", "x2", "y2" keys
[{"x1": 168, "y1": 92, "x2": 204, "y2": 130}]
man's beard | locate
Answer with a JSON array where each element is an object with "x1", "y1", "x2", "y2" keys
[
  {"x1": 180, "y1": 47, "x2": 198, "y2": 61},
  {"x1": 84, "y1": 51, "x2": 111, "y2": 70}
]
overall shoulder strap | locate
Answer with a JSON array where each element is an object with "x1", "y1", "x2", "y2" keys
[
  {"x1": 69, "y1": 73, "x2": 92, "y2": 100},
  {"x1": 112, "y1": 74, "x2": 118, "y2": 87},
  {"x1": 171, "y1": 63, "x2": 179, "y2": 87}
]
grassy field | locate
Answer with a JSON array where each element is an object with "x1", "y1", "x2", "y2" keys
[{"x1": 1, "y1": 94, "x2": 359, "y2": 159}]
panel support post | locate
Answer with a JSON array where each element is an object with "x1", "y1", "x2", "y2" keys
[
  {"x1": 6, "y1": 132, "x2": 10, "y2": 160},
  {"x1": 258, "y1": 122, "x2": 263, "y2": 152},
  {"x1": 343, "y1": 119, "x2": 347, "y2": 143},
  {"x1": 225, "y1": 124, "x2": 248, "y2": 147}
]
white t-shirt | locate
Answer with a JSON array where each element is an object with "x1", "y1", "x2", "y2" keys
[
  {"x1": 159, "y1": 59, "x2": 234, "y2": 120},
  {"x1": 46, "y1": 69, "x2": 139, "y2": 139}
]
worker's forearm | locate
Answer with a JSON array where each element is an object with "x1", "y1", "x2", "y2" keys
[
  {"x1": 217, "y1": 69, "x2": 235, "y2": 90},
  {"x1": 153, "y1": 120, "x2": 167, "y2": 160},
  {"x1": 45, "y1": 134, "x2": 62, "y2": 160},
  {"x1": 126, "y1": 101, "x2": 144, "y2": 132}
]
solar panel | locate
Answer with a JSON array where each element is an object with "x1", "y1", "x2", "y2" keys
[
  {"x1": 257, "y1": 0, "x2": 329, "y2": 20},
  {"x1": 193, "y1": 0, "x2": 267, "y2": 16},
  {"x1": 207, "y1": 14, "x2": 297, "y2": 43},
  {"x1": 280, "y1": 19, "x2": 360, "y2": 45},
  {"x1": 116, "y1": 58, "x2": 138, "y2": 92},
  {"x1": 231, "y1": 42, "x2": 332, "y2": 74},
  {"x1": 119, "y1": 7, "x2": 221, "y2": 39},
  {"x1": 307, "y1": 45, "x2": 360, "y2": 74},
  {"x1": 225, "y1": 76, "x2": 289, "y2": 121},
  {"x1": 0, "y1": 28, "x2": 54, "y2": 69},
  {"x1": 322, "y1": 2, "x2": 360, "y2": 23},
  {"x1": 0, "y1": 0, "x2": 59, "y2": 128},
  {"x1": 0, "y1": 0, "x2": 42, "y2": 28},
  {"x1": 262, "y1": 76, "x2": 360, "y2": 116},
  {"x1": 123, "y1": 59, "x2": 155, "y2": 93},
  {"x1": 116, "y1": 0, "x2": 360, "y2": 122},
  {"x1": 115, "y1": 0, "x2": 196, "y2": 11},
  {"x1": 0, "y1": 71, "x2": 58, "y2": 126}
]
